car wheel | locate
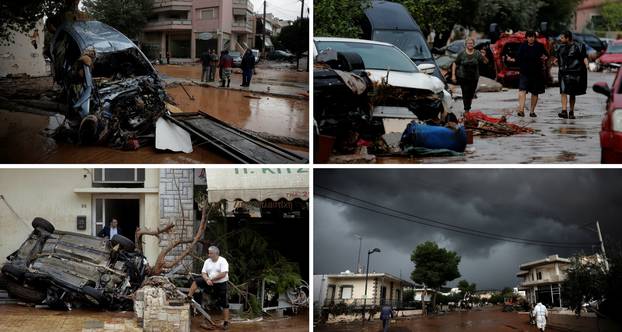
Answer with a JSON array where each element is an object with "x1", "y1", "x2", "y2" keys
[
  {"x1": 82, "y1": 285, "x2": 107, "y2": 306},
  {"x1": 1, "y1": 264, "x2": 27, "y2": 281},
  {"x1": 32, "y1": 217, "x2": 55, "y2": 233},
  {"x1": 111, "y1": 234, "x2": 135, "y2": 251},
  {"x1": 6, "y1": 280, "x2": 46, "y2": 303}
]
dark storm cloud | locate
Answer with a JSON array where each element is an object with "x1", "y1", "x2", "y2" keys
[{"x1": 314, "y1": 169, "x2": 622, "y2": 289}]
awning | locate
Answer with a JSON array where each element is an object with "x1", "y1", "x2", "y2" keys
[{"x1": 203, "y1": 168, "x2": 309, "y2": 202}]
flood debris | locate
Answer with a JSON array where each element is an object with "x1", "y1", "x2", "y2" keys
[{"x1": 464, "y1": 111, "x2": 535, "y2": 136}]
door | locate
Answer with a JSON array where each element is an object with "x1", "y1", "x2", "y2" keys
[{"x1": 93, "y1": 195, "x2": 140, "y2": 240}]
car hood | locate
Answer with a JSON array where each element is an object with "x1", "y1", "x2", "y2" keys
[
  {"x1": 365, "y1": 69, "x2": 445, "y2": 93},
  {"x1": 599, "y1": 53, "x2": 622, "y2": 63}
]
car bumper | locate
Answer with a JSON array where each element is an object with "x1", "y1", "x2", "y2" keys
[{"x1": 600, "y1": 130, "x2": 622, "y2": 163}]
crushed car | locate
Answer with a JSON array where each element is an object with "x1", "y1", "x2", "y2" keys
[
  {"x1": 50, "y1": 20, "x2": 167, "y2": 150},
  {"x1": 1, "y1": 217, "x2": 148, "y2": 310}
]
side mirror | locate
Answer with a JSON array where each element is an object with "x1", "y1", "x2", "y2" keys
[
  {"x1": 417, "y1": 63, "x2": 436, "y2": 74},
  {"x1": 593, "y1": 82, "x2": 611, "y2": 98}
]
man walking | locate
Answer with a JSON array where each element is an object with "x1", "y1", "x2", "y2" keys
[
  {"x1": 532, "y1": 302, "x2": 548, "y2": 332},
  {"x1": 209, "y1": 50, "x2": 218, "y2": 82},
  {"x1": 219, "y1": 51, "x2": 233, "y2": 88},
  {"x1": 510, "y1": 31, "x2": 548, "y2": 117},
  {"x1": 380, "y1": 303, "x2": 394, "y2": 332},
  {"x1": 556, "y1": 31, "x2": 588, "y2": 119},
  {"x1": 97, "y1": 218, "x2": 121, "y2": 239},
  {"x1": 187, "y1": 246, "x2": 230, "y2": 330},
  {"x1": 200, "y1": 50, "x2": 211, "y2": 82},
  {"x1": 240, "y1": 49, "x2": 255, "y2": 87}
]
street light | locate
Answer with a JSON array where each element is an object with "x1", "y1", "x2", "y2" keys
[
  {"x1": 354, "y1": 234, "x2": 362, "y2": 273},
  {"x1": 362, "y1": 247, "x2": 381, "y2": 324}
]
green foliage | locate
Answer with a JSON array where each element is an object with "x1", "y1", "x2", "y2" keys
[
  {"x1": 457, "y1": 279, "x2": 476, "y2": 300},
  {"x1": 410, "y1": 241, "x2": 461, "y2": 289},
  {"x1": 602, "y1": 1, "x2": 622, "y2": 31},
  {"x1": 275, "y1": 18, "x2": 308, "y2": 55},
  {"x1": 398, "y1": 0, "x2": 462, "y2": 34},
  {"x1": 82, "y1": 0, "x2": 153, "y2": 39},
  {"x1": 472, "y1": 0, "x2": 543, "y2": 33},
  {"x1": 562, "y1": 255, "x2": 607, "y2": 316},
  {"x1": 0, "y1": 0, "x2": 67, "y2": 45},
  {"x1": 601, "y1": 246, "x2": 622, "y2": 322},
  {"x1": 314, "y1": 0, "x2": 370, "y2": 38}
]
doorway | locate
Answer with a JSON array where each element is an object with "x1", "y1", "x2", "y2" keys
[{"x1": 93, "y1": 196, "x2": 140, "y2": 241}]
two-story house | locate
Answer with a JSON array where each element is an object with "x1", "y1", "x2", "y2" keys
[{"x1": 516, "y1": 254, "x2": 571, "y2": 307}]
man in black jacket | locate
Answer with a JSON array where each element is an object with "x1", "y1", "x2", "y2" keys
[
  {"x1": 556, "y1": 31, "x2": 588, "y2": 119},
  {"x1": 241, "y1": 49, "x2": 255, "y2": 87},
  {"x1": 97, "y1": 218, "x2": 121, "y2": 239}
]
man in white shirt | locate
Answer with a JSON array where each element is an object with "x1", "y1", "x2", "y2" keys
[
  {"x1": 532, "y1": 301, "x2": 548, "y2": 331},
  {"x1": 97, "y1": 218, "x2": 121, "y2": 239},
  {"x1": 187, "y1": 246, "x2": 230, "y2": 330}
]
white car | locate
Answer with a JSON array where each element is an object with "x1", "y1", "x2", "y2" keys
[{"x1": 314, "y1": 37, "x2": 452, "y2": 114}]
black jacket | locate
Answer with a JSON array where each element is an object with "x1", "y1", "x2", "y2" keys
[
  {"x1": 97, "y1": 226, "x2": 122, "y2": 238},
  {"x1": 241, "y1": 52, "x2": 255, "y2": 70}
]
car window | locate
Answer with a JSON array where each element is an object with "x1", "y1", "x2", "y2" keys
[
  {"x1": 315, "y1": 40, "x2": 419, "y2": 72},
  {"x1": 608, "y1": 44, "x2": 622, "y2": 54},
  {"x1": 372, "y1": 30, "x2": 432, "y2": 60},
  {"x1": 583, "y1": 35, "x2": 602, "y2": 48}
]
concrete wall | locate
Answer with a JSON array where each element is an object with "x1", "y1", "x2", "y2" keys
[
  {"x1": 326, "y1": 275, "x2": 405, "y2": 305},
  {"x1": 0, "y1": 20, "x2": 48, "y2": 77}
]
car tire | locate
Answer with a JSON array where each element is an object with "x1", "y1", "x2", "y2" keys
[
  {"x1": 82, "y1": 285, "x2": 107, "y2": 306},
  {"x1": 1, "y1": 264, "x2": 27, "y2": 281},
  {"x1": 111, "y1": 234, "x2": 135, "y2": 251},
  {"x1": 6, "y1": 280, "x2": 46, "y2": 303},
  {"x1": 32, "y1": 217, "x2": 55, "y2": 233}
]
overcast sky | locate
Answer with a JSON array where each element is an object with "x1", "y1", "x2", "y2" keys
[
  {"x1": 250, "y1": 0, "x2": 309, "y2": 21},
  {"x1": 314, "y1": 169, "x2": 622, "y2": 290}
]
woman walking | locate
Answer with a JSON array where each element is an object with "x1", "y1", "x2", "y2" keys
[{"x1": 452, "y1": 38, "x2": 489, "y2": 113}]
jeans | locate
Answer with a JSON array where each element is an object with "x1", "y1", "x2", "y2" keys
[
  {"x1": 209, "y1": 64, "x2": 216, "y2": 81},
  {"x1": 383, "y1": 319, "x2": 390, "y2": 332},
  {"x1": 201, "y1": 66, "x2": 210, "y2": 82},
  {"x1": 242, "y1": 68, "x2": 253, "y2": 86}
]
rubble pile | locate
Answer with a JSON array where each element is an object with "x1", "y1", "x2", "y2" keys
[
  {"x1": 464, "y1": 111, "x2": 535, "y2": 136},
  {"x1": 134, "y1": 276, "x2": 189, "y2": 332}
]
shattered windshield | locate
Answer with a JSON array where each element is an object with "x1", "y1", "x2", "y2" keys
[
  {"x1": 373, "y1": 30, "x2": 432, "y2": 61},
  {"x1": 315, "y1": 41, "x2": 419, "y2": 72}
]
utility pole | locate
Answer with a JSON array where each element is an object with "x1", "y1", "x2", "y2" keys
[
  {"x1": 355, "y1": 234, "x2": 362, "y2": 273},
  {"x1": 296, "y1": 0, "x2": 304, "y2": 70},
  {"x1": 262, "y1": 0, "x2": 266, "y2": 59},
  {"x1": 596, "y1": 221, "x2": 610, "y2": 271}
]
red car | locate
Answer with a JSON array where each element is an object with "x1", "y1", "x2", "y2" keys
[
  {"x1": 597, "y1": 40, "x2": 622, "y2": 69},
  {"x1": 594, "y1": 72, "x2": 622, "y2": 163},
  {"x1": 491, "y1": 32, "x2": 552, "y2": 86}
]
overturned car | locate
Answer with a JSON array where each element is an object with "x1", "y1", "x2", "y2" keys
[
  {"x1": 50, "y1": 20, "x2": 167, "y2": 149},
  {"x1": 1, "y1": 218, "x2": 147, "y2": 310}
]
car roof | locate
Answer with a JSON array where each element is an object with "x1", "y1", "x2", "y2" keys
[
  {"x1": 314, "y1": 37, "x2": 396, "y2": 47},
  {"x1": 364, "y1": 0, "x2": 421, "y2": 31},
  {"x1": 57, "y1": 20, "x2": 137, "y2": 54}
]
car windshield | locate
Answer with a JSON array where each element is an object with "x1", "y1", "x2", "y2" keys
[
  {"x1": 230, "y1": 52, "x2": 241, "y2": 57},
  {"x1": 372, "y1": 30, "x2": 432, "y2": 61},
  {"x1": 315, "y1": 40, "x2": 419, "y2": 72},
  {"x1": 607, "y1": 44, "x2": 622, "y2": 54}
]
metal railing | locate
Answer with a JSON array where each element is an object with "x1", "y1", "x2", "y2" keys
[
  {"x1": 323, "y1": 298, "x2": 406, "y2": 308},
  {"x1": 145, "y1": 19, "x2": 192, "y2": 29},
  {"x1": 233, "y1": 0, "x2": 254, "y2": 11}
]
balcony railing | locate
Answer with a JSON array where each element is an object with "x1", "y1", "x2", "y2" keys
[
  {"x1": 323, "y1": 298, "x2": 406, "y2": 308},
  {"x1": 152, "y1": 0, "x2": 192, "y2": 13},
  {"x1": 232, "y1": 21, "x2": 253, "y2": 32},
  {"x1": 145, "y1": 19, "x2": 192, "y2": 30},
  {"x1": 233, "y1": 0, "x2": 254, "y2": 12},
  {"x1": 520, "y1": 275, "x2": 565, "y2": 287}
]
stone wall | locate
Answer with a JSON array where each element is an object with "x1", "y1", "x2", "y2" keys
[
  {"x1": 159, "y1": 169, "x2": 195, "y2": 272},
  {"x1": 134, "y1": 286, "x2": 190, "y2": 332}
]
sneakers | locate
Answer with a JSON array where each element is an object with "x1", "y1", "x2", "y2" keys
[
  {"x1": 568, "y1": 111, "x2": 576, "y2": 119},
  {"x1": 529, "y1": 112, "x2": 537, "y2": 118},
  {"x1": 558, "y1": 110, "x2": 568, "y2": 119}
]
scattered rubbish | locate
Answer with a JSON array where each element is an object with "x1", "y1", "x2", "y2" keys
[
  {"x1": 400, "y1": 121, "x2": 467, "y2": 153},
  {"x1": 464, "y1": 111, "x2": 535, "y2": 136},
  {"x1": 180, "y1": 84, "x2": 195, "y2": 100}
]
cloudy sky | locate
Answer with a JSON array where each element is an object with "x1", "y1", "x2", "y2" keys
[
  {"x1": 314, "y1": 169, "x2": 622, "y2": 290},
  {"x1": 250, "y1": 0, "x2": 309, "y2": 21}
]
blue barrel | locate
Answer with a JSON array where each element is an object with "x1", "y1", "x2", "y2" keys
[{"x1": 401, "y1": 122, "x2": 467, "y2": 152}]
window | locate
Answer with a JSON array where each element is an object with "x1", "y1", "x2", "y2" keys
[
  {"x1": 341, "y1": 286, "x2": 353, "y2": 299},
  {"x1": 94, "y1": 169, "x2": 145, "y2": 183},
  {"x1": 201, "y1": 7, "x2": 218, "y2": 20},
  {"x1": 536, "y1": 271, "x2": 542, "y2": 280}
]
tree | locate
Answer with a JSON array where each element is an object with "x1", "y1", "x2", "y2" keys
[
  {"x1": 275, "y1": 18, "x2": 308, "y2": 56},
  {"x1": 0, "y1": 0, "x2": 68, "y2": 45},
  {"x1": 411, "y1": 241, "x2": 461, "y2": 313},
  {"x1": 82, "y1": 0, "x2": 153, "y2": 39},
  {"x1": 536, "y1": 0, "x2": 582, "y2": 34},
  {"x1": 397, "y1": 0, "x2": 462, "y2": 36},
  {"x1": 562, "y1": 255, "x2": 607, "y2": 316},
  {"x1": 314, "y1": 0, "x2": 370, "y2": 38},
  {"x1": 457, "y1": 279, "x2": 476, "y2": 303},
  {"x1": 602, "y1": 1, "x2": 622, "y2": 32}
]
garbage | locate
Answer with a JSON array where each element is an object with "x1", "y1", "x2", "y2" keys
[{"x1": 464, "y1": 111, "x2": 535, "y2": 136}]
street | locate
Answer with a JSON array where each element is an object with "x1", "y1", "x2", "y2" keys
[{"x1": 379, "y1": 70, "x2": 615, "y2": 164}]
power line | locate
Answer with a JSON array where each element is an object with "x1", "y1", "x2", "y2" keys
[{"x1": 315, "y1": 188, "x2": 597, "y2": 249}]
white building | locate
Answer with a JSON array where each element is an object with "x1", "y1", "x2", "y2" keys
[
  {"x1": 516, "y1": 254, "x2": 571, "y2": 307},
  {"x1": 0, "y1": 20, "x2": 48, "y2": 77}
]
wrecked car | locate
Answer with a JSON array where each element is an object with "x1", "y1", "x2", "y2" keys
[
  {"x1": 491, "y1": 32, "x2": 553, "y2": 87},
  {"x1": 1, "y1": 217, "x2": 147, "y2": 310},
  {"x1": 50, "y1": 20, "x2": 167, "y2": 149}
]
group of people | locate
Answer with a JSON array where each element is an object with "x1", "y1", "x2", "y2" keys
[
  {"x1": 199, "y1": 48, "x2": 256, "y2": 88},
  {"x1": 452, "y1": 30, "x2": 589, "y2": 119}
]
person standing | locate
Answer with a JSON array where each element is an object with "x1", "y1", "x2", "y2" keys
[
  {"x1": 532, "y1": 302, "x2": 548, "y2": 332},
  {"x1": 187, "y1": 246, "x2": 230, "y2": 330},
  {"x1": 380, "y1": 304, "x2": 394, "y2": 332},
  {"x1": 166, "y1": 51, "x2": 171, "y2": 65},
  {"x1": 451, "y1": 38, "x2": 489, "y2": 113},
  {"x1": 556, "y1": 31, "x2": 588, "y2": 119},
  {"x1": 209, "y1": 50, "x2": 218, "y2": 82},
  {"x1": 219, "y1": 50, "x2": 233, "y2": 88},
  {"x1": 97, "y1": 218, "x2": 121, "y2": 239},
  {"x1": 200, "y1": 50, "x2": 210, "y2": 82},
  {"x1": 241, "y1": 49, "x2": 255, "y2": 87},
  {"x1": 511, "y1": 31, "x2": 548, "y2": 117}
]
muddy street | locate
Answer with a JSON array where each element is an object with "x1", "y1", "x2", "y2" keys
[
  {"x1": 0, "y1": 304, "x2": 309, "y2": 332},
  {"x1": 378, "y1": 70, "x2": 614, "y2": 164}
]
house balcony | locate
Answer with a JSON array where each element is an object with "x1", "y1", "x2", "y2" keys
[
  {"x1": 520, "y1": 275, "x2": 565, "y2": 287},
  {"x1": 152, "y1": 0, "x2": 192, "y2": 13},
  {"x1": 144, "y1": 19, "x2": 192, "y2": 32},
  {"x1": 232, "y1": 21, "x2": 253, "y2": 33},
  {"x1": 233, "y1": 0, "x2": 254, "y2": 12}
]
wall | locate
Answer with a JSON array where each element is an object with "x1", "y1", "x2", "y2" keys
[
  {"x1": 0, "y1": 169, "x2": 92, "y2": 263},
  {"x1": 0, "y1": 20, "x2": 48, "y2": 77}
]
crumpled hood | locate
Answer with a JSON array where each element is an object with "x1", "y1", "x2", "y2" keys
[{"x1": 366, "y1": 69, "x2": 445, "y2": 93}]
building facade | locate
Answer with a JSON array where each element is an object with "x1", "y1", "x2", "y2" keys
[
  {"x1": 516, "y1": 255, "x2": 571, "y2": 307},
  {"x1": 141, "y1": 0, "x2": 256, "y2": 61},
  {"x1": 318, "y1": 271, "x2": 413, "y2": 308},
  {"x1": 574, "y1": 0, "x2": 622, "y2": 33},
  {"x1": 0, "y1": 20, "x2": 48, "y2": 77}
]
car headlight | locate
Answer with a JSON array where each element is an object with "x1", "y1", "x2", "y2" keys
[{"x1": 612, "y1": 109, "x2": 622, "y2": 132}]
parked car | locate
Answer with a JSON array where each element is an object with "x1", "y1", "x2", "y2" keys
[
  {"x1": 491, "y1": 32, "x2": 552, "y2": 87},
  {"x1": 574, "y1": 32, "x2": 607, "y2": 55},
  {"x1": 593, "y1": 73, "x2": 622, "y2": 163},
  {"x1": 1, "y1": 218, "x2": 147, "y2": 310},
  {"x1": 251, "y1": 49, "x2": 260, "y2": 64},
  {"x1": 361, "y1": 0, "x2": 445, "y2": 83},
  {"x1": 267, "y1": 50, "x2": 296, "y2": 62},
  {"x1": 314, "y1": 37, "x2": 452, "y2": 118},
  {"x1": 596, "y1": 40, "x2": 622, "y2": 69},
  {"x1": 230, "y1": 51, "x2": 242, "y2": 67},
  {"x1": 50, "y1": 20, "x2": 166, "y2": 149}
]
